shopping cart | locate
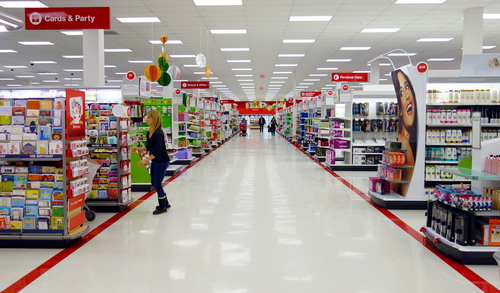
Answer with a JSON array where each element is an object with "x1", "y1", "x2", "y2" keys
[{"x1": 239, "y1": 122, "x2": 247, "y2": 136}]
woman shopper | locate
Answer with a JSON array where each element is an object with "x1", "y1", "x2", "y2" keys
[
  {"x1": 131, "y1": 109, "x2": 171, "y2": 215},
  {"x1": 269, "y1": 116, "x2": 277, "y2": 136}
]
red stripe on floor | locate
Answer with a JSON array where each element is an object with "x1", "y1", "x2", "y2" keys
[
  {"x1": 288, "y1": 137, "x2": 500, "y2": 293},
  {"x1": 2, "y1": 136, "x2": 233, "y2": 293}
]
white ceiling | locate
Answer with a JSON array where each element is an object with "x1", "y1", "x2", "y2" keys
[{"x1": 0, "y1": 0, "x2": 500, "y2": 100}]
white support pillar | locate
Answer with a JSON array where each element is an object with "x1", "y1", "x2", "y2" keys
[
  {"x1": 162, "y1": 82, "x2": 174, "y2": 99},
  {"x1": 83, "y1": 29, "x2": 105, "y2": 86},
  {"x1": 463, "y1": 7, "x2": 483, "y2": 55},
  {"x1": 370, "y1": 59, "x2": 380, "y2": 85}
]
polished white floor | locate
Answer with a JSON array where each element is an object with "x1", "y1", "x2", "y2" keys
[{"x1": 2, "y1": 130, "x2": 500, "y2": 292}]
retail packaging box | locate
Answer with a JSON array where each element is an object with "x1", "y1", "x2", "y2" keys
[
  {"x1": 476, "y1": 222, "x2": 500, "y2": 246},
  {"x1": 353, "y1": 147, "x2": 366, "y2": 154}
]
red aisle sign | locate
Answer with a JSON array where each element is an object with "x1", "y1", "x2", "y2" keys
[
  {"x1": 416, "y1": 62, "x2": 429, "y2": 74},
  {"x1": 126, "y1": 71, "x2": 136, "y2": 81},
  {"x1": 181, "y1": 81, "x2": 210, "y2": 89},
  {"x1": 332, "y1": 72, "x2": 369, "y2": 82},
  {"x1": 342, "y1": 84, "x2": 350, "y2": 91},
  {"x1": 327, "y1": 90, "x2": 334, "y2": 95},
  {"x1": 25, "y1": 7, "x2": 110, "y2": 30},
  {"x1": 174, "y1": 89, "x2": 181, "y2": 95},
  {"x1": 300, "y1": 91, "x2": 321, "y2": 98}
]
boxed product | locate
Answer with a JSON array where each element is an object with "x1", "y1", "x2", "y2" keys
[
  {"x1": 352, "y1": 147, "x2": 366, "y2": 154},
  {"x1": 476, "y1": 222, "x2": 500, "y2": 246},
  {"x1": 386, "y1": 167, "x2": 402, "y2": 181}
]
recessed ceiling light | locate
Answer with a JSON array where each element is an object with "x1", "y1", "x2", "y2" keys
[
  {"x1": 149, "y1": 39, "x2": 183, "y2": 44},
  {"x1": 271, "y1": 77, "x2": 288, "y2": 79},
  {"x1": 231, "y1": 68, "x2": 252, "y2": 71},
  {"x1": 304, "y1": 79, "x2": 320, "y2": 81},
  {"x1": 299, "y1": 83, "x2": 314, "y2": 85},
  {"x1": 310, "y1": 74, "x2": 328, "y2": 77},
  {"x1": 6, "y1": 84, "x2": 23, "y2": 86},
  {"x1": 4, "y1": 65, "x2": 27, "y2": 68},
  {"x1": 278, "y1": 54, "x2": 305, "y2": 57},
  {"x1": 361, "y1": 28, "x2": 400, "y2": 33},
  {"x1": 63, "y1": 69, "x2": 84, "y2": 72},
  {"x1": 201, "y1": 77, "x2": 219, "y2": 80},
  {"x1": 212, "y1": 85, "x2": 226, "y2": 87},
  {"x1": 42, "y1": 80, "x2": 60, "y2": 83},
  {"x1": 235, "y1": 74, "x2": 253, "y2": 77},
  {"x1": 241, "y1": 86, "x2": 254, "y2": 89},
  {"x1": 117, "y1": 17, "x2": 160, "y2": 23},
  {"x1": 379, "y1": 78, "x2": 388, "y2": 81},
  {"x1": 0, "y1": 78, "x2": 14, "y2": 80},
  {"x1": 38, "y1": 72, "x2": 58, "y2": 75},
  {"x1": 193, "y1": 0, "x2": 242, "y2": 6},
  {"x1": 295, "y1": 86, "x2": 309, "y2": 88},
  {"x1": 417, "y1": 38, "x2": 453, "y2": 42},
  {"x1": 31, "y1": 82, "x2": 40, "y2": 85},
  {"x1": 183, "y1": 65, "x2": 198, "y2": 67},
  {"x1": 128, "y1": 60, "x2": 153, "y2": 63},
  {"x1": 238, "y1": 79, "x2": 254, "y2": 82},
  {"x1": 227, "y1": 60, "x2": 251, "y2": 62},
  {"x1": 273, "y1": 71, "x2": 292, "y2": 74},
  {"x1": 270, "y1": 81, "x2": 286, "y2": 83},
  {"x1": 63, "y1": 78, "x2": 82, "y2": 80},
  {"x1": 106, "y1": 80, "x2": 123, "y2": 83},
  {"x1": 62, "y1": 55, "x2": 83, "y2": 58},
  {"x1": 327, "y1": 59, "x2": 352, "y2": 62},
  {"x1": 289, "y1": 16, "x2": 332, "y2": 22},
  {"x1": 353, "y1": 71, "x2": 370, "y2": 73},
  {"x1": 317, "y1": 68, "x2": 338, "y2": 70},
  {"x1": 15, "y1": 75, "x2": 35, "y2": 78},
  {"x1": 61, "y1": 31, "x2": 83, "y2": 36},
  {"x1": 64, "y1": 84, "x2": 80, "y2": 86},
  {"x1": 275, "y1": 64, "x2": 297, "y2": 67},
  {"x1": 170, "y1": 55, "x2": 196, "y2": 58},
  {"x1": 18, "y1": 41, "x2": 54, "y2": 45},
  {"x1": 283, "y1": 39, "x2": 315, "y2": 44},
  {"x1": 483, "y1": 46, "x2": 497, "y2": 49},
  {"x1": 211, "y1": 29, "x2": 246, "y2": 34},
  {"x1": 104, "y1": 48, "x2": 132, "y2": 53},
  {"x1": 0, "y1": 1, "x2": 47, "y2": 8},
  {"x1": 210, "y1": 81, "x2": 223, "y2": 84},
  {"x1": 104, "y1": 65, "x2": 116, "y2": 68},
  {"x1": 321, "y1": 87, "x2": 333, "y2": 90},
  {"x1": 427, "y1": 58, "x2": 455, "y2": 61},
  {"x1": 395, "y1": 0, "x2": 446, "y2": 3},
  {"x1": 31, "y1": 61, "x2": 56, "y2": 64},
  {"x1": 221, "y1": 48, "x2": 249, "y2": 51},
  {"x1": 0, "y1": 49, "x2": 17, "y2": 53},
  {"x1": 240, "y1": 83, "x2": 254, "y2": 86},
  {"x1": 194, "y1": 72, "x2": 213, "y2": 75},
  {"x1": 484, "y1": 14, "x2": 500, "y2": 19},
  {"x1": 387, "y1": 53, "x2": 417, "y2": 56},
  {"x1": 340, "y1": 47, "x2": 371, "y2": 50}
]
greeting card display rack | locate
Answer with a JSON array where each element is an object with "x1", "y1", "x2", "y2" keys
[
  {"x1": 85, "y1": 102, "x2": 133, "y2": 212},
  {"x1": 0, "y1": 95, "x2": 89, "y2": 247}
]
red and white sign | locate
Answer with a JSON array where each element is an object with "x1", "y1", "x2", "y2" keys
[
  {"x1": 332, "y1": 72, "x2": 369, "y2": 82},
  {"x1": 174, "y1": 89, "x2": 181, "y2": 95},
  {"x1": 327, "y1": 90, "x2": 334, "y2": 95},
  {"x1": 342, "y1": 84, "x2": 350, "y2": 91},
  {"x1": 25, "y1": 7, "x2": 110, "y2": 30},
  {"x1": 181, "y1": 81, "x2": 210, "y2": 89},
  {"x1": 300, "y1": 91, "x2": 321, "y2": 98},
  {"x1": 65, "y1": 89, "x2": 86, "y2": 140},
  {"x1": 416, "y1": 62, "x2": 429, "y2": 74},
  {"x1": 126, "y1": 71, "x2": 136, "y2": 81}
]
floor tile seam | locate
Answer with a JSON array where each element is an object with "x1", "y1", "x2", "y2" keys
[
  {"x1": 279, "y1": 135, "x2": 499, "y2": 293},
  {"x1": 1, "y1": 135, "x2": 236, "y2": 293}
]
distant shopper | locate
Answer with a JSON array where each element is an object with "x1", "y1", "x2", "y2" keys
[
  {"x1": 131, "y1": 109, "x2": 171, "y2": 215},
  {"x1": 269, "y1": 117, "x2": 277, "y2": 136},
  {"x1": 258, "y1": 116, "x2": 266, "y2": 133}
]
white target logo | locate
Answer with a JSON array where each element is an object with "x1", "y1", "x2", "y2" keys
[
  {"x1": 29, "y1": 12, "x2": 42, "y2": 25},
  {"x1": 333, "y1": 74, "x2": 340, "y2": 81}
]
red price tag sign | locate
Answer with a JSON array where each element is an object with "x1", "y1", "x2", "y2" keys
[
  {"x1": 175, "y1": 89, "x2": 181, "y2": 95},
  {"x1": 417, "y1": 62, "x2": 429, "y2": 73},
  {"x1": 342, "y1": 84, "x2": 350, "y2": 91},
  {"x1": 126, "y1": 71, "x2": 136, "y2": 81}
]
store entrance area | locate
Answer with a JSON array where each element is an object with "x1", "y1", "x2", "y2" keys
[{"x1": 1, "y1": 133, "x2": 498, "y2": 292}]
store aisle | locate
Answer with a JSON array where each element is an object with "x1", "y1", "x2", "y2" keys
[{"x1": 3, "y1": 133, "x2": 500, "y2": 292}]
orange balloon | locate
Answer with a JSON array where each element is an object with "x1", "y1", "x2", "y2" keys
[
  {"x1": 144, "y1": 64, "x2": 162, "y2": 82},
  {"x1": 205, "y1": 66, "x2": 212, "y2": 78},
  {"x1": 159, "y1": 52, "x2": 168, "y2": 60},
  {"x1": 160, "y1": 36, "x2": 168, "y2": 44}
]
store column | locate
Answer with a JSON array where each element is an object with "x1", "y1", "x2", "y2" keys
[
  {"x1": 463, "y1": 7, "x2": 483, "y2": 55},
  {"x1": 83, "y1": 29, "x2": 105, "y2": 86},
  {"x1": 370, "y1": 59, "x2": 380, "y2": 85}
]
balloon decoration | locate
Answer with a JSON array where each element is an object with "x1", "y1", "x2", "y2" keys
[
  {"x1": 167, "y1": 65, "x2": 181, "y2": 80},
  {"x1": 205, "y1": 66, "x2": 212, "y2": 78},
  {"x1": 144, "y1": 36, "x2": 172, "y2": 86}
]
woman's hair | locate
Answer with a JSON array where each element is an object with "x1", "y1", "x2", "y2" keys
[
  {"x1": 391, "y1": 69, "x2": 418, "y2": 153},
  {"x1": 147, "y1": 109, "x2": 163, "y2": 138}
]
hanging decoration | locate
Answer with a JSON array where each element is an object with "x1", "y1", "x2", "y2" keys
[
  {"x1": 205, "y1": 66, "x2": 212, "y2": 78},
  {"x1": 167, "y1": 65, "x2": 181, "y2": 80},
  {"x1": 144, "y1": 36, "x2": 172, "y2": 86}
]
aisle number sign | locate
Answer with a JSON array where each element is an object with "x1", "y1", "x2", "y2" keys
[{"x1": 25, "y1": 7, "x2": 110, "y2": 30}]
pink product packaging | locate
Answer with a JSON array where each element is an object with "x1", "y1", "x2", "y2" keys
[
  {"x1": 332, "y1": 130, "x2": 344, "y2": 138},
  {"x1": 326, "y1": 149, "x2": 336, "y2": 165},
  {"x1": 333, "y1": 140, "x2": 349, "y2": 149},
  {"x1": 331, "y1": 121, "x2": 342, "y2": 128}
]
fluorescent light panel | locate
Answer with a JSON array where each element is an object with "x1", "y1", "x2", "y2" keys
[
  {"x1": 221, "y1": 48, "x2": 249, "y2": 51},
  {"x1": 340, "y1": 47, "x2": 371, "y2": 50},
  {"x1": 63, "y1": 55, "x2": 83, "y2": 58},
  {"x1": 38, "y1": 72, "x2": 58, "y2": 75},
  {"x1": 283, "y1": 39, "x2": 315, "y2": 44},
  {"x1": 227, "y1": 60, "x2": 251, "y2": 62},
  {"x1": 4, "y1": 65, "x2": 27, "y2": 68},
  {"x1": 427, "y1": 58, "x2": 455, "y2": 61},
  {"x1": 238, "y1": 79, "x2": 254, "y2": 82},
  {"x1": 317, "y1": 68, "x2": 338, "y2": 70},
  {"x1": 117, "y1": 17, "x2": 160, "y2": 23},
  {"x1": 417, "y1": 38, "x2": 453, "y2": 42},
  {"x1": 483, "y1": 46, "x2": 497, "y2": 49},
  {"x1": 61, "y1": 30, "x2": 83, "y2": 35},
  {"x1": 193, "y1": 0, "x2": 242, "y2": 6},
  {"x1": 18, "y1": 41, "x2": 54, "y2": 45},
  {"x1": 149, "y1": 40, "x2": 183, "y2": 44},
  {"x1": 0, "y1": 49, "x2": 17, "y2": 53},
  {"x1": 387, "y1": 53, "x2": 417, "y2": 56},
  {"x1": 31, "y1": 61, "x2": 56, "y2": 64},
  {"x1": 0, "y1": 78, "x2": 14, "y2": 80},
  {"x1": 15, "y1": 75, "x2": 35, "y2": 78},
  {"x1": 128, "y1": 60, "x2": 152, "y2": 63},
  {"x1": 275, "y1": 64, "x2": 297, "y2": 67},
  {"x1": 104, "y1": 48, "x2": 132, "y2": 52},
  {"x1": 273, "y1": 72, "x2": 292, "y2": 74},
  {"x1": 278, "y1": 54, "x2": 305, "y2": 57},
  {"x1": 361, "y1": 28, "x2": 400, "y2": 33},
  {"x1": 0, "y1": 1, "x2": 47, "y2": 8},
  {"x1": 395, "y1": 0, "x2": 446, "y2": 3},
  {"x1": 63, "y1": 69, "x2": 84, "y2": 72},
  {"x1": 310, "y1": 74, "x2": 328, "y2": 77},
  {"x1": 235, "y1": 74, "x2": 252, "y2": 77},
  {"x1": 211, "y1": 29, "x2": 246, "y2": 34},
  {"x1": 327, "y1": 59, "x2": 351, "y2": 62},
  {"x1": 289, "y1": 16, "x2": 332, "y2": 22},
  {"x1": 231, "y1": 68, "x2": 252, "y2": 71},
  {"x1": 484, "y1": 14, "x2": 500, "y2": 19},
  {"x1": 304, "y1": 79, "x2": 320, "y2": 81},
  {"x1": 170, "y1": 55, "x2": 196, "y2": 58}
]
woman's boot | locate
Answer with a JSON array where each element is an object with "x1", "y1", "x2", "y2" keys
[{"x1": 153, "y1": 197, "x2": 168, "y2": 215}]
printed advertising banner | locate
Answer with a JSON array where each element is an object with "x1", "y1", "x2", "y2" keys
[
  {"x1": 65, "y1": 89, "x2": 86, "y2": 140},
  {"x1": 25, "y1": 7, "x2": 110, "y2": 30},
  {"x1": 390, "y1": 65, "x2": 426, "y2": 198}
]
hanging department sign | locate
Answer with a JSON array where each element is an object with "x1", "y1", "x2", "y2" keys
[
  {"x1": 25, "y1": 7, "x2": 110, "y2": 30},
  {"x1": 300, "y1": 91, "x2": 321, "y2": 98},
  {"x1": 331, "y1": 72, "x2": 369, "y2": 82},
  {"x1": 181, "y1": 81, "x2": 210, "y2": 89}
]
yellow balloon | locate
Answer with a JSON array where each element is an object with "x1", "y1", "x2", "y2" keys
[
  {"x1": 205, "y1": 66, "x2": 212, "y2": 78},
  {"x1": 159, "y1": 52, "x2": 168, "y2": 60},
  {"x1": 160, "y1": 36, "x2": 168, "y2": 44},
  {"x1": 144, "y1": 64, "x2": 162, "y2": 82}
]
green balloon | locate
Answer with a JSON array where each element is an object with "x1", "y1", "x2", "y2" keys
[
  {"x1": 158, "y1": 56, "x2": 167, "y2": 68},
  {"x1": 158, "y1": 72, "x2": 172, "y2": 86}
]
